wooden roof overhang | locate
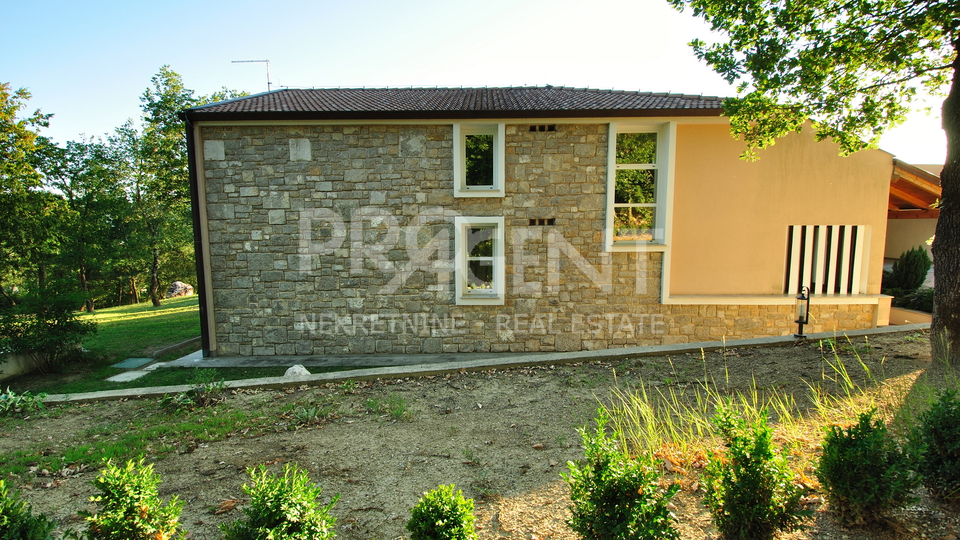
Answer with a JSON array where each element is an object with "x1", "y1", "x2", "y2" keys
[{"x1": 889, "y1": 159, "x2": 941, "y2": 220}]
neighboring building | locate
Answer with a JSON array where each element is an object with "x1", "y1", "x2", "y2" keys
[
  {"x1": 886, "y1": 160, "x2": 940, "y2": 261},
  {"x1": 180, "y1": 87, "x2": 895, "y2": 358}
]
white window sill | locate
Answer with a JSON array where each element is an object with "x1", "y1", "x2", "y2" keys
[
  {"x1": 607, "y1": 242, "x2": 668, "y2": 253},
  {"x1": 456, "y1": 294, "x2": 504, "y2": 306},
  {"x1": 454, "y1": 187, "x2": 505, "y2": 198}
]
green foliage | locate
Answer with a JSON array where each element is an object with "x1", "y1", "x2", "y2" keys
[
  {"x1": 891, "y1": 247, "x2": 932, "y2": 292},
  {"x1": 0, "y1": 387, "x2": 46, "y2": 416},
  {"x1": 816, "y1": 410, "x2": 919, "y2": 525},
  {"x1": 0, "y1": 478, "x2": 57, "y2": 540},
  {"x1": 912, "y1": 390, "x2": 960, "y2": 501},
  {"x1": 220, "y1": 463, "x2": 338, "y2": 540},
  {"x1": 563, "y1": 410, "x2": 679, "y2": 540},
  {"x1": 407, "y1": 484, "x2": 477, "y2": 540},
  {"x1": 896, "y1": 286, "x2": 935, "y2": 313},
  {"x1": 464, "y1": 134, "x2": 493, "y2": 186},
  {"x1": 0, "y1": 281, "x2": 97, "y2": 374},
  {"x1": 75, "y1": 457, "x2": 184, "y2": 540},
  {"x1": 669, "y1": 0, "x2": 954, "y2": 159},
  {"x1": 158, "y1": 368, "x2": 226, "y2": 411},
  {"x1": 703, "y1": 406, "x2": 809, "y2": 540},
  {"x1": 0, "y1": 83, "x2": 50, "y2": 193},
  {"x1": 364, "y1": 393, "x2": 409, "y2": 420}
]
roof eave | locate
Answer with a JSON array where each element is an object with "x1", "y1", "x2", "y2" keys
[{"x1": 180, "y1": 108, "x2": 725, "y2": 123}]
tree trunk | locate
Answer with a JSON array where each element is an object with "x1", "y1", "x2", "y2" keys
[
  {"x1": 149, "y1": 247, "x2": 162, "y2": 307},
  {"x1": 79, "y1": 261, "x2": 94, "y2": 312},
  {"x1": 131, "y1": 276, "x2": 140, "y2": 304},
  {"x1": 931, "y1": 45, "x2": 960, "y2": 365},
  {"x1": 37, "y1": 263, "x2": 46, "y2": 289},
  {"x1": 117, "y1": 279, "x2": 123, "y2": 306}
]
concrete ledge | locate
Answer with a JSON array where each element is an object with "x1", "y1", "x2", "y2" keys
[
  {"x1": 153, "y1": 336, "x2": 202, "y2": 359},
  {"x1": 43, "y1": 324, "x2": 930, "y2": 404}
]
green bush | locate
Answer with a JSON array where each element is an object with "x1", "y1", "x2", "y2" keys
[
  {"x1": 0, "y1": 281, "x2": 96, "y2": 374},
  {"x1": 897, "y1": 286, "x2": 934, "y2": 313},
  {"x1": 407, "y1": 484, "x2": 477, "y2": 540},
  {"x1": 913, "y1": 390, "x2": 960, "y2": 502},
  {"x1": 563, "y1": 410, "x2": 679, "y2": 540},
  {"x1": 816, "y1": 410, "x2": 919, "y2": 526},
  {"x1": 703, "y1": 406, "x2": 809, "y2": 540},
  {"x1": 221, "y1": 463, "x2": 338, "y2": 540},
  {"x1": 890, "y1": 247, "x2": 932, "y2": 292},
  {"x1": 0, "y1": 478, "x2": 57, "y2": 540},
  {"x1": 0, "y1": 387, "x2": 47, "y2": 416},
  {"x1": 74, "y1": 457, "x2": 184, "y2": 540}
]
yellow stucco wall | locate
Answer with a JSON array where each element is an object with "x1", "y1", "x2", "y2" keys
[
  {"x1": 670, "y1": 123, "x2": 892, "y2": 296},
  {"x1": 885, "y1": 218, "x2": 936, "y2": 259}
]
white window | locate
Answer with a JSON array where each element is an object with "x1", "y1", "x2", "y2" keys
[
  {"x1": 454, "y1": 123, "x2": 505, "y2": 197},
  {"x1": 605, "y1": 123, "x2": 672, "y2": 249},
  {"x1": 785, "y1": 225, "x2": 869, "y2": 295},
  {"x1": 454, "y1": 216, "x2": 505, "y2": 305}
]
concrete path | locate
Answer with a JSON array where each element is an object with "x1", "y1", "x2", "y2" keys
[{"x1": 47, "y1": 323, "x2": 930, "y2": 404}]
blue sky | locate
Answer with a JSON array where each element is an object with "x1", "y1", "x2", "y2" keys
[{"x1": 4, "y1": 0, "x2": 946, "y2": 165}]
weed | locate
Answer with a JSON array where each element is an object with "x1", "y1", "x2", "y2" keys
[
  {"x1": 703, "y1": 405, "x2": 809, "y2": 540},
  {"x1": 563, "y1": 409, "x2": 679, "y2": 540},
  {"x1": 0, "y1": 387, "x2": 46, "y2": 416},
  {"x1": 158, "y1": 369, "x2": 226, "y2": 411},
  {"x1": 338, "y1": 379, "x2": 358, "y2": 394},
  {"x1": 221, "y1": 463, "x2": 338, "y2": 540},
  {"x1": 471, "y1": 469, "x2": 498, "y2": 499},
  {"x1": 73, "y1": 457, "x2": 185, "y2": 540},
  {"x1": 0, "y1": 478, "x2": 57, "y2": 540},
  {"x1": 461, "y1": 448, "x2": 478, "y2": 464},
  {"x1": 365, "y1": 393, "x2": 410, "y2": 420},
  {"x1": 912, "y1": 389, "x2": 960, "y2": 502},
  {"x1": 816, "y1": 410, "x2": 919, "y2": 526},
  {"x1": 292, "y1": 404, "x2": 333, "y2": 425},
  {"x1": 407, "y1": 484, "x2": 477, "y2": 540}
]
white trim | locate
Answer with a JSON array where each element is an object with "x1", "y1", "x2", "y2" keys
[
  {"x1": 454, "y1": 216, "x2": 505, "y2": 305},
  {"x1": 662, "y1": 294, "x2": 891, "y2": 306},
  {"x1": 453, "y1": 123, "x2": 505, "y2": 198}
]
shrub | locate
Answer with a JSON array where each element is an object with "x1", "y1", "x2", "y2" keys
[
  {"x1": 816, "y1": 410, "x2": 919, "y2": 526},
  {"x1": 563, "y1": 410, "x2": 679, "y2": 540},
  {"x1": 0, "y1": 478, "x2": 57, "y2": 540},
  {"x1": 407, "y1": 484, "x2": 477, "y2": 540},
  {"x1": 913, "y1": 390, "x2": 960, "y2": 502},
  {"x1": 703, "y1": 406, "x2": 809, "y2": 540},
  {"x1": 0, "y1": 281, "x2": 96, "y2": 374},
  {"x1": 75, "y1": 457, "x2": 184, "y2": 540},
  {"x1": 0, "y1": 387, "x2": 47, "y2": 416},
  {"x1": 890, "y1": 247, "x2": 932, "y2": 292},
  {"x1": 221, "y1": 463, "x2": 338, "y2": 540},
  {"x1": 158, "y1": 369, "x2": 226, "y2": 411},
  {"x1": 897, "y1": 286, "x2": 934, "y2": 313}
]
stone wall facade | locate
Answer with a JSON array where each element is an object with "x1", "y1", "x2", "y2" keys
[{"x1": 198, "y1": 123, "x2": 877, "y2": 356}]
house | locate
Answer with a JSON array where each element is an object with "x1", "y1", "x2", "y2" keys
[
  {"x1": 180, "y1": 86, "x2": 895, "y2": 358},
  {"x1": 886, "y1": 160, "x2": 940, "y2": 262}
]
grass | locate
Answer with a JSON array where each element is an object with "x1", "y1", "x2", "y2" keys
[
  {"x1": 603, "y1": 333, "x2": 959, "y2": 485},
  {"x1": 6, "y1": 297, "x2": 377, "y2": 394},
  {"x1": 79, "y1": 295, "x2": 201, "y2": 361}
]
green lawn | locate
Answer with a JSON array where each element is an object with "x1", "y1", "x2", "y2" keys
[
  {"x1": 79, "y1": 295, "x2": 202, "y2": 361},
  {"x1": 7, "y1": 296, "x2": 371, "y2": 395}
]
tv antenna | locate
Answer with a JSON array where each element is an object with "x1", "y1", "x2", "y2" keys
[{"x1": 232, "y1": 59, "x2": 272, "y2": 91}]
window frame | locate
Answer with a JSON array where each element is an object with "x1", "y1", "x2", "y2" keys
[
  {"x1": 453, "y1": 123, "x2": 506, "y2": 198},
  {"x1": 605, "y1": 122, "x2": 674, "y2": 251},
  {"x1": 453, "y1": 216, "x2": 505, "y2": 305}
]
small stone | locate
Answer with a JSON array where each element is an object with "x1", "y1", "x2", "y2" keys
[
  {"x1": 532, "y1": 444, "x2": 545, "y2": 450},
  {"x1": 284, "y1": 365, "x2": 311, "y2": 377}
]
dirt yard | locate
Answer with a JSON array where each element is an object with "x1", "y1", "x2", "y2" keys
[{"x1": 4, "y1": 330, "x2": 958, "y2": 540}]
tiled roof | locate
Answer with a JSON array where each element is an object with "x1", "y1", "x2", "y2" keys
[{"x1": 181, "y1": 86, "x2": 725, "y2": 121}]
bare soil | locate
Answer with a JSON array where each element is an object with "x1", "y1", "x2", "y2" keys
[{"x1": 5, "y1": 330, "x2": 958, "y2": 540}]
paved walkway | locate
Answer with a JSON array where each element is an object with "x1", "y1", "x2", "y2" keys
[{"x1": 49, "y1": 323, "x2": 929, "y2": 404}]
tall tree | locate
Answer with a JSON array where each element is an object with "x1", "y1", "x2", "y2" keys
[
  {"x1": 670, "y1": 0, "x2": 959, "y2": 363},
  {"x1": 0, "y1": 84, "x2": 61, "y2": 301}
]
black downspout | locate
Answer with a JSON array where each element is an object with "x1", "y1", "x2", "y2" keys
[{"x1": 181, "y1": 112, "x2": 212, "y2": 357}]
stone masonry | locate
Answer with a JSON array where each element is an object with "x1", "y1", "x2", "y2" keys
[{"x1": 199, "y1": 124, "x2": 877, "y2": 356}]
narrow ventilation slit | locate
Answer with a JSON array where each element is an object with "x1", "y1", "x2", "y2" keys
[{"x1": 528, "y1": 218, "x2": 556, "y2": 226}]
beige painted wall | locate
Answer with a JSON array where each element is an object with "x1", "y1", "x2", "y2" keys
[
  {"x1": 885, "y1": 218, "x2": 936, "y2": 259},
  {"x1": 670, "y1": 124, "x2": 891, "y2": 296}
]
